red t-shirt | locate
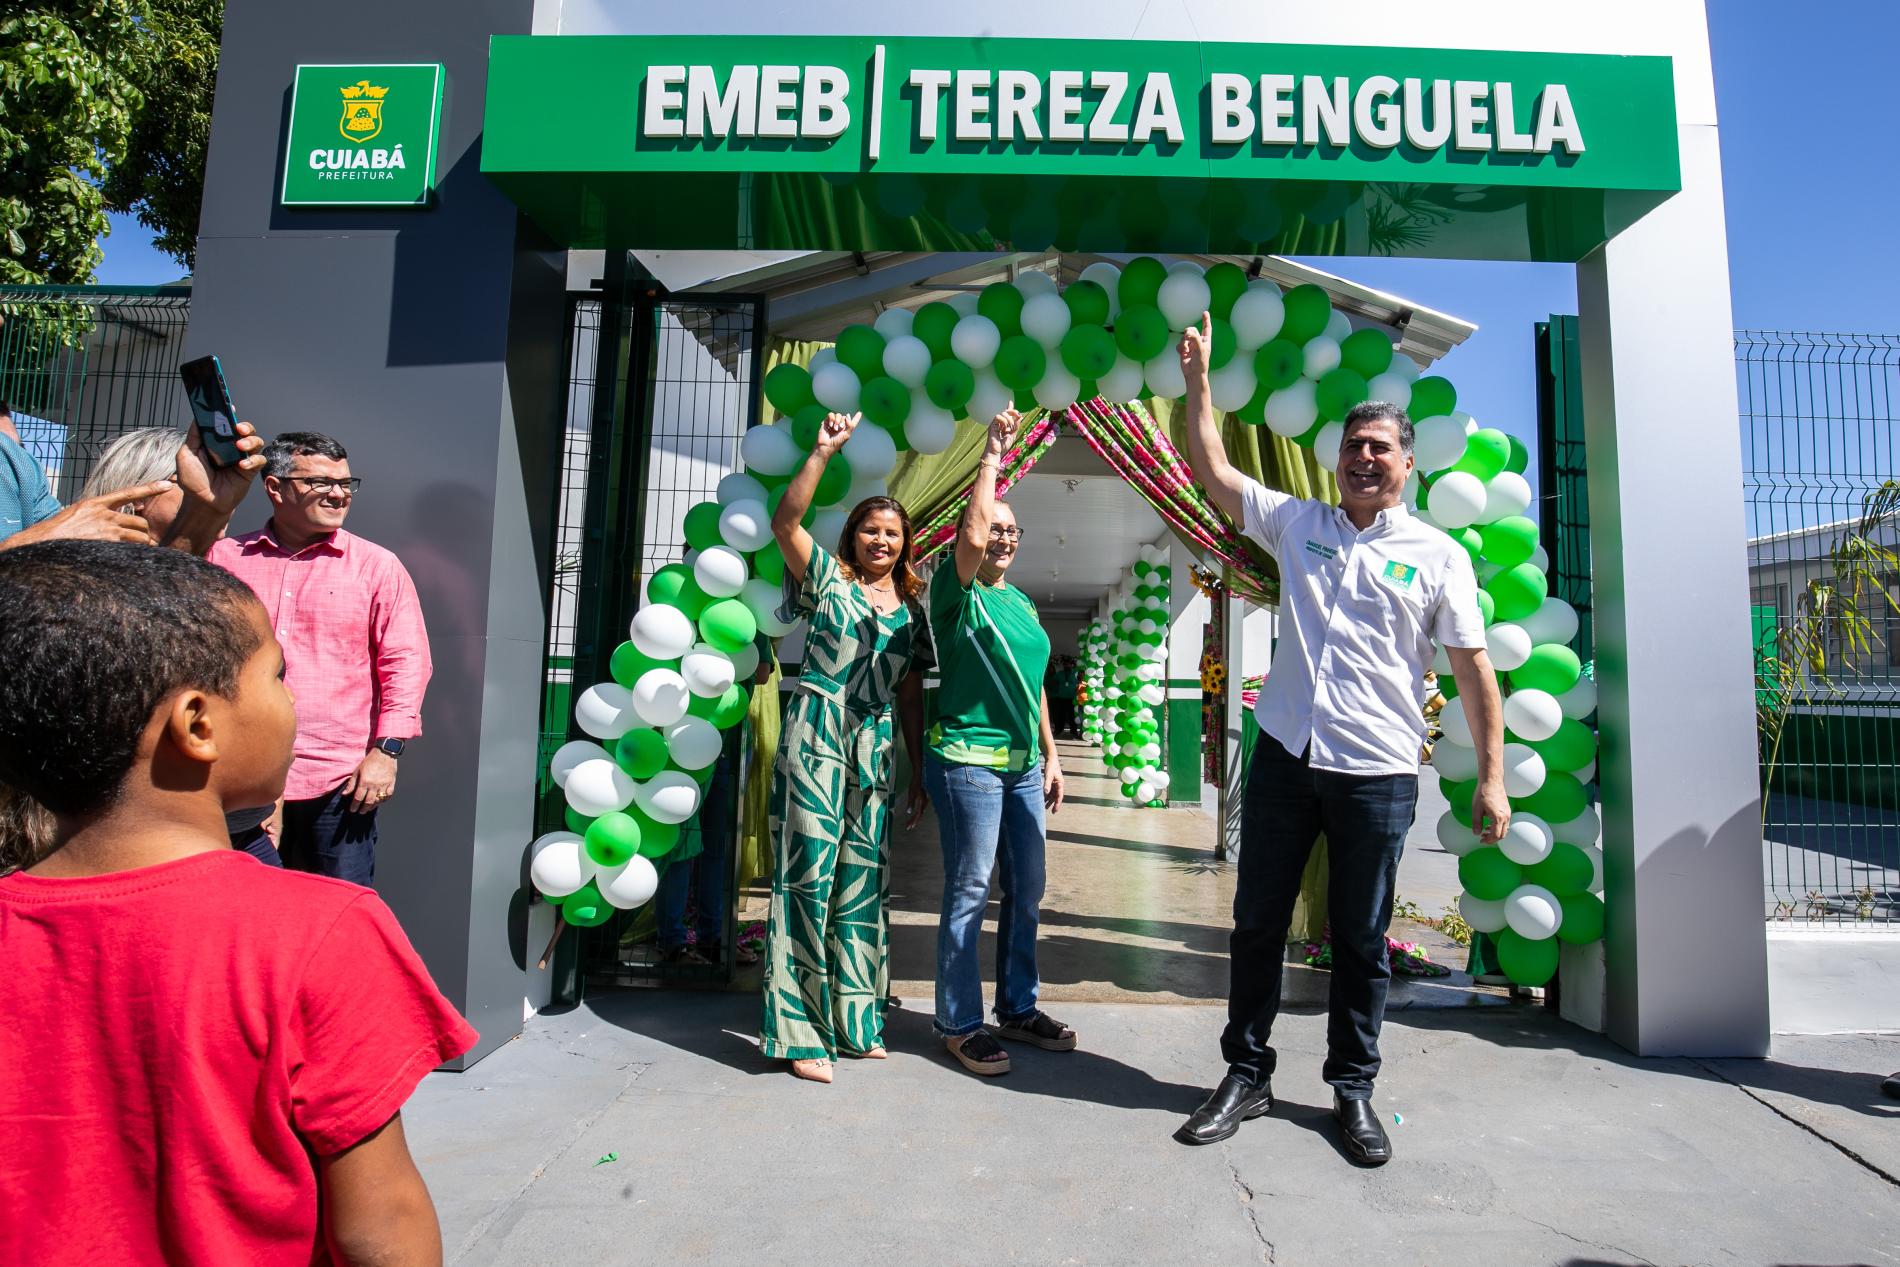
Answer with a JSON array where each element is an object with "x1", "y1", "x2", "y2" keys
[{"x1": 0, "y1": 851, "x2": 478, "y2": 1266}]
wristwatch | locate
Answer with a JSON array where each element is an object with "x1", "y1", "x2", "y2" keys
[{"x1": 374, "y1": 737, "x2": 407, "y2": 759}]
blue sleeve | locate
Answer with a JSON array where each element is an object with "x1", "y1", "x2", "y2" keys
[{"x1": 0, "y1": 434, "x2": 60, "y2": 539}]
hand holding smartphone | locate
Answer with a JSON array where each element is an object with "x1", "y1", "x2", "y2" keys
[{"x1": 178, "y1": 356, "x2": 246, "y2": 468}]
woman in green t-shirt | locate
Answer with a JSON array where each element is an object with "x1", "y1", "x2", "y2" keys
[{"x1": 920, "y1": 408, "x2": 1072, "y2": 1077}]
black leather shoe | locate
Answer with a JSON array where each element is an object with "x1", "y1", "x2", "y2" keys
[
  {"x1": 1174, "y1": 1075, "x2": 1274, "y2": 1145},
  {"x1": 1334, "y1": 1095, "x2": 1391, "y2": 1166},
  {"x1": 1882, "y1": 1073, "x2": 1900, "y2": 1099}
]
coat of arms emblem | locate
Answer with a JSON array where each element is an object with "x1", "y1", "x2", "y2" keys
[{"x1": 339, "y1": 80, "x2": 389, "y2": 143}]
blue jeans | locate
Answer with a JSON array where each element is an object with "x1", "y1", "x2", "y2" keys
[
  {"x1": 926, "y1": 753, "x2": 1048, "y2": 1038},
  {"x1": 1221, "y1": 736, "x2": 1418, "y2": 1099},
  {"x1": 658, "y1": 759, "x2": 731, "y2": 949},
  {"x1": 278, "y1": 785, "x2": 378, "y2": 886}
]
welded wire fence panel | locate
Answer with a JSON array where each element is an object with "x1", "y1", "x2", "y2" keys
[
  {"x1": 1740, "y1": 330, "x2": 1900, "y2": 926},
  {"x1": 0, "y1": 286, "x2": 192, "y2": 500}
]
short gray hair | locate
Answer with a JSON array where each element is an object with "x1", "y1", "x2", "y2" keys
[
  {"x1": 1342, "y1": 401, "x2": 1414, "y2": 455},
  {"x1": 81, "y1": 428, "x2": 184, "y2": 501}
]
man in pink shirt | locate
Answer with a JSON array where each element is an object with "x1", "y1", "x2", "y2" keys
[{"x1": 210, "y1": 432, "x2": 432, "y2": 884}]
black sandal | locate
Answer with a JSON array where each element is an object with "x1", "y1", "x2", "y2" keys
[
  {"x1": 946, "y1": 1029, "x2": 1012, "y2": 1076},
  {"x1": 994, "y1": 1010, "x2": 1077, "y2": 1051}
]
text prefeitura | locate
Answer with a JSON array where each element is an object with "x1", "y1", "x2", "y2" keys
[{"x1": 641, "y1": 66, "x2": 1587, "y2": 155}]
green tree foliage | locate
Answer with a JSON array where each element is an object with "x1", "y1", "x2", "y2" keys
[{"x1": 102, "y1": 0, "x2": 219, "y2": 271}]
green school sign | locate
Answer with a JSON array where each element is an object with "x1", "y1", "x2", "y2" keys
[
  {"x1": 281, "y1": 63, "x2": 445, "y2": 206},
  {"x1": 480, "y1": 36, "x2": 1680, "y2": 261}
]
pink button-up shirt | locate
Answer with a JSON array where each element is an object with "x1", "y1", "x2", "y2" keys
[{"x1": 209, "y1": 525, "x2": 432, "y2": 801}]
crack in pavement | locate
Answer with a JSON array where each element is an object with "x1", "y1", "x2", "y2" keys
[
  {"x1": 449, "y1": 1061, "x2": 652, "y2": 1265},
  {"x1": 1692, "y1": 1058, "x2": 1900, "y2": 1191},
  {"x1": 1521, "y1": 1215, "x2": 1659, "y2": 1266},
  {"x1": 1222, "y1": 1143, "x2": 1276, "y2": 1265}
]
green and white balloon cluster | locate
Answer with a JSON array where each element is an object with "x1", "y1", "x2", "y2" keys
[
  {"x1": 526, "y1": 476, "x2": 803, "y2": 926},
  {"x1": 1079, "y1": 621, "x2": 1110, "y2": 743},
  {"x1": 1099, "y1": 544, "x2": 1174, "y2": 806}
]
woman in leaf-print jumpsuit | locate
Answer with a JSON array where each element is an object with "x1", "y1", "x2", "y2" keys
[{"x1": 759, "y1": 411, "x2": 932, "y2": 1084}]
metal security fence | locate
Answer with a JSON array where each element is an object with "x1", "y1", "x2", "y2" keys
[
  {"x1": 1740, "y1": 330, "x2": 1900, "y2": 926},
  {"x1": 0, "y1": 285, "x2": 192, "y2": 500}
]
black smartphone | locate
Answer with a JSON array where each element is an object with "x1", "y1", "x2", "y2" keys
[{"x1": 178, "y1": 355, "x2": 245, "y2": 468}]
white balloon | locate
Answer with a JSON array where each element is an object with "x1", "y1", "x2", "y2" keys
[
  {"x1": 630, "y1": 667, "x2": 691, "y2": 728},
  {"x1": 1551, "y1": 803, "x2": 1602, "y2": 847},
  {"x1": 565, "y1": 757, "x2": 636, "y2": 817},
  {"x1": 575, "y1": 683, "x2": 638, "y2": 740},
  {"x1": 1460, "y1": 892, "x2": 1509, "y2": 934},
  {"x1": 741, "y1": 577, "x2": 794, "y2": 638},
  {"x1": 1503, "y1": 688, "x2": 1563, "y2": 742},
  {"x1": 1455, "y1": 409, "x2": 1479, "y2": 435},
  {"x1": 811, "y1": 507, "x2": 849, "y2": 550},
  {"x1": 1504, "y1": 884, "x2": 1562, "y2": 940},
  {"x1": 841, "y1": 422, "x2": 898, "y2": 481},
  {"x1": 951, "y1": 314, "x2": 1002, "y2": 368},
  {"x1": 1263, "y1": 380, "x2": 1319, "y2": 437},
  {"x1": 631, "y1": 604, "x2": 695, "y2": 660},
  {"x1": 1228, "y1": 283, "x2": 1285, "y2": 349},
  {"x1": 716, "y1": 499, "x2": 772, "y2": 553},
  {"x1": 1427, "y1": 471, "x2": 1487, "y2": 529},
  {"x1": 680, "y1": 644, "x2": 737, "y2": 698},
  {"x1": 1015, "y1": 270, "x2": 1057, "y2": 297},
  {"x1": 879, "y1": 335, "x2": 932, "y2": 388},
  {"x1": 904, "y1": 401, "x2": 958, "y2": 454},
  {"x1": 873, "y1": 307, "x2": 914, "y2": 339},
  {"x1": 811, "y1": 362, "x2": 862, "y2": 413},
  {"x1": 1166, "y1": 259, "x2": 1205, "y2": 278},
  {"x1": 948, "y1": 291, "x2": 980, "y2": 317},
  {"x1": 1388, "y1": 354, "x2": 1422, "y2": 382},
  {"x1": 1077, "y1": 262, "x2": 1123, "y2": 317},
  {"x1": 550, "y1": 739, "x2": 610, "y2": 788},
  {"x1": 1209, "y1": 357, "x2": 1258, "y2": 413},
  {"x1": 807, "y1": 345, "x2": 838, "y2": 372},
  {"x1": 1430, "y1": 740, "x2": 1480, "y2": 783},
  {"x1": 1157, "y1": 270, "x2": 1212, "y2": 330},
  {"x1": 738, "y1": 423, "x2": 801, "y2": 477},
  {"x1": 1558, "y1": 677, "x2": 1598, "y2": 721},
  {"x1": 1439, "y1": 695, "x2": 1473, "y2": 746},
  {"x1": 1435, "y1": 810, "x2": 1483, "y2": 857},
  {"x1": 1413, "y1": 414, "x2": 1468, "y2": 472},
  {"x1": 1312, "y1": 421, "x2": 1346, "y2": 470},
  {"x1": 1486, "y1": 621, "x2": 1533, "y2": 672},
  {"x1": 1529, "y1": 544, "x2": 1550, "y2": 573},
  {"x1": 598, "y1": 854, "x2": 659, "y2": 909},
  {"x1": 1021, "y1": 292, "x2": 1072, "y2": 347},
  {"x1": 1403, "y1": 470, "x2": 1422, "y2": 509},
  {"x1": 966, "y1": 368, "x2": 1013, "y2": 427},
  {"x1": 693, "y1": 545, "x2": 749, "y2": 599},
  {"x1": 1501, "y1": 742, "x2": 1547, "y2": 798},
  {"x1": 1143, "y1": 350, "x2": 1187, "y2": 399},
  {"x1": 1120, "y1": 767, "x2": 1140, "y2": 784},
  {"x1": 1302, "y1": 336, "x2": 1342, "y2": 379},
  {"x1": 666, "y1": 715, "x2": 724, "y2": 770},
  {"x1": 1580, "y1": 844, "x2": 1605, "y2": 893},
  {"x1": 716, "y1": 472, "x2": 768, "y2": 508},
  {"x1": 1365, "y1": 371, "x2": 1412, "y2": 411},
  {"x1": 1575, "y1": 757, "x2": 1597, "y2": 784},
  {"x1": 843, "y1": 474, "x2": 888, "y2": 510},
  {"x1": 637, "y1": 770, "x2": 703, "y2": 825},
  {"x1": 1498, "y1": 811, "x2": 1554, "y2": 866},
  {"x1": 530, "y1": 833, "x2": 595, "y2": 897},
  {"x1": 1034, "y1": 364, "x2": 1082, "y2": 412},
  {"x1": 1482, "y1": 470, "x2": 1534, "y2": 523},
  {"x1": 1097, "y1": 354, "x2": 1145, "y2": 403},
  {"x1": 1138, "y1": 684, "x2": 1165, "y2": 706},
  {"x1": 1520, "y1": 598, "x2": 1581, "y2": 650},
  {"x1": 729, "y1": 638, "x2": 762, "y2": 682}
]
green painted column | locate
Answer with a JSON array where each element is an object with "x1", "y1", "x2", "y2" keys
[{"x1": 1165, "y1": 680, "x2": 1203, "y2": 807}]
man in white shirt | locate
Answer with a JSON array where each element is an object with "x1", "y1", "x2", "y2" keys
[{"x1": 1172, "y1": 316, "x2": 1507, "y2": 1165}]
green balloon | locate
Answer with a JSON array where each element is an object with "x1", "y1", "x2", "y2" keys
[
  {"x1": 1455, "y1": 428, "x2": 1512, "y2": 482},
  {"x1": 911, "y1": 302, "x2": 960, "y2": 359},
  {"x1": 698, "y1": 598, "x2": 758, "y2": 654},
  {"x1": 1064, "y1": 279, "x2": 1111, "y2": 327},
  {"x1": 1497, "y1": 929, "x2": 1559, "y2": 986},
  {"x1": 1235, "y1": 386, "x2": 1270, "y2": 426},
  {"x1": 1530, "y1": 718, "x2": 1596, "y2": 773},
  {"x1": 790, "y1": 403, "x2": 828, "y2": 450},
  {"x1": 1061, "y1": 325, "x2": 1118, "y2": 380},
  {"x1": 1437, "y1": 673, "x2": 1460, "y2": 701},
  {"x1": 763, "y1": 363, "x2": 816, "y2": 417},
  {"x1": 926, "y1": 358, "x2": 975, "y2": 411},
  {"x1": 1527, "y1": 841, "x2": 1595, "y2": 897},
  {"x1": 752, "y1": 540, "x2": 785, "y2": 585},
  {"x1": 766, "y1": 484, "x2": 816, "y2": 529},
  {"x1": 584, "y1": 811, "x2": 641, "y2": 868},
  {"x1": 1408, "y1": 376, "x2": 1457, "y2": 420},
  {"x1": 610, "y1": 640, "x2": 666, "y2": 689},
  {"x1": 1458, "y1": 846, "x2": 1522, "y2": 901},
  {"x1": 1511, "y1": 644, "x2": 1582, "y2": 695},
  {"x1": 1557, "y1": 892, "x2": 1606, "y2": 944},
  {"x1": 1476, "y1": 589, "x2": 1496, "y2": 626},
  {"x1": 1478, "y1": 517, "x2": 1539, "y2": 570},
  {"x1": 1452, "y1": 526, "x2": 1484, "y2": 563},
  {"x1": 615, "y1": 727, "x2": 669, "y2": 779},
  {"x1": 1113, "y1": 304, "x2": 1170, "y2": 362},
  {"x1": 1279, "y1": 284, "x2": 1332, "y2": 344},
  {"x1": 814, "y1": 459, "x2": 852, "y2": 507},
  {"x1": 564, "y1": 807, "x2": 595, "y2": 835},
  {"x1": 634, "y1": 811, "x2": 681, "y2": 858},
  {"x1": 1517, "y1": 772, "x2": 1588, "y2": 823},
  {"x1": 647, "y1": 563, "x2": 709, "y2": 619},
  {"x1": 859, "y1": 375, "x2": 911, "y2": 428},
  {"x1": 1119, "y1": 256, "x2": 1167, "y2": 309},
  {"x1": 836, "y1": 324, "x2": 886, "y2": 380},
  {"x1": 689, "y1": 681, "x2": 752, "y2": 729},
  {"x1": 1339, "y1": 328, "x2": 1396, "y2": 379},
  {"x1": 541, "y1": 890, "x2": 564, "y2": 908},
  {"x1": 1485, "y1": 563, "x2": 1548, "y2": 622},
  {"x1": 562, "y1": 881, "x2": 614, "y2": 928},
  {"x1": 683, "y1": 501, "x2": 724, "y2": 551},
  {"x1": 1203, "y1": 318, "x2": 1237, "y2": 371},
  {"x1": 1204, "y1": 261, "x2": 1248, "y2": 320},
  {"x1": 1294, "y1": 418, "x2": 1327, "y2": 448},
  {"x1": 1253, "y1": 338, "x2": 1303, "y2": 391},
  {"x1": 1442, "y1": 778, "x2": 1479, "y2": 821},
  {"x1": 1119, "y1": 780, "x2": 1139, "y2": 799},
  {"x1": 1506, "y1": 434, "x2": 1531, "y2": 475},
  {"x1": 1316, "y1": 366, "x2": 1369, "y2": 420},
  {"x1": 993, "y1": 335, "x2": 1048, "y2": 390},
  {"x1": 978, "y1": 283, "x2": 1025, "y2": 338}
]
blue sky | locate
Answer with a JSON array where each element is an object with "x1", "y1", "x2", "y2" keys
[{"x1": 93, "y1": 1, "x2": 1899, "y2": 478}]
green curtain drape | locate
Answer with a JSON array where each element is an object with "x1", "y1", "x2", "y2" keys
[{"x1": 738, "y1": 657, "x2": 783, "y2": 892}]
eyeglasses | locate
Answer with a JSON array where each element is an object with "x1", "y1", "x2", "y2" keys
[
  {"x1": 282, "y1": 476, "x2": 362, "y2": 494},
  {"x1": 987, "y1": 525, "x2": 1023, "y2": 542}
]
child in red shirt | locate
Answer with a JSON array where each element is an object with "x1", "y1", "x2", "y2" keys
[{"x1": 0, "y1": 541, "x2": 477, "y2": 1266}]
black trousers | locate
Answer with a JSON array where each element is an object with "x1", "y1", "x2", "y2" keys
[{"x1": 1220, "y1": 736, "x2": 1417, "y2": 1099}]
